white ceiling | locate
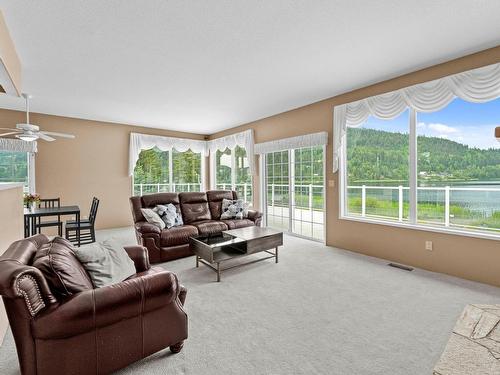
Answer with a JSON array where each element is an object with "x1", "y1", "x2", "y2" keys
[{"x1": 0, "y1": 1, "x2": 499, "y2": 134}]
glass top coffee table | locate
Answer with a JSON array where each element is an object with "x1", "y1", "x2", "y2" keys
[{"x1": 189, "y1": 226, "x2": 283, "y2": 282}]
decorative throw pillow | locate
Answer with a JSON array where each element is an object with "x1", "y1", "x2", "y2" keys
[
  {"x1": 32, "y1": 237, "x2": 94, "y2": 298},
  {"x1": 141, "y1": 208, "x2": 165, "y2": 229},
  {"x1": 74, "y1": 238, "x2": 136, "y2": 288},
  {"x1": 220, "y1": 199, "x2": 248, "y2": 220},
  {"x1": 156, "y1": 203, "x2": 184, "y2": 229}
]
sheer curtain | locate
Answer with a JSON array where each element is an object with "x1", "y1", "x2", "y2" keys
[{"x1": 333, "y1": 62, "x2": 500, "y2": 172}]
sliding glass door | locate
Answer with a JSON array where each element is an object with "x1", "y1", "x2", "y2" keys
[{"x1": 264, "y1": 146, "x2": 325, "y2": 241}]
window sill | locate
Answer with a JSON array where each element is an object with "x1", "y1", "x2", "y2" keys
[{"x1": 339, "y1": 214, "x2": 500, "y2": 242}]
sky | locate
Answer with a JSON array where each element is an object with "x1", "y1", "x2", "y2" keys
[{"x1": 362, "y1": 98, "x2": 500, "y2": 149}]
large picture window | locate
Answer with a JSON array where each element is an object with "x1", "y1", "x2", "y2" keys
[
  {"x1": 213, "y1": 146, "x2": 252, "y2": 203},
  {"x1": 0, "y1": 151, "x2": 31, "y2": 192},
  {"x1": 133, "y1": 148, "x2": 203, "y2": 195},
  {"x1": 343, "y1": 97, "x2": 500, "y2": 236}
]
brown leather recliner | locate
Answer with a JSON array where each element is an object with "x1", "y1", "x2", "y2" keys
[
  {"x1": 0, "y1": 234, "x2": 188, "y2": 375},
  {"x1": 130, "y1": 190, "x2": 262, "y2": 263}
]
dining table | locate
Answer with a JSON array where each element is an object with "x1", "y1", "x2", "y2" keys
[{"x1": 24, "y1": 205, "x2": 81, "y2": 246}]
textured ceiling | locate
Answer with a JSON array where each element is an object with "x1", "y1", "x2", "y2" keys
[{"x1": 0, "y1": 0, "x2": 499, "y2": 134}]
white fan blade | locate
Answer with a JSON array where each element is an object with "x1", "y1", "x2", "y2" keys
[
  {"x1": 0, "y1": 127, "x2": 19, "y2": 131},
  {"x1": 37, "y1": 133, "x2": 56, "y2": 142},
  {"x1": 0, "y1": 132, "x2": 19, "y2": 137},
  {"x1": 41, "y1": 131, "x2": 75, "y2": 139}
]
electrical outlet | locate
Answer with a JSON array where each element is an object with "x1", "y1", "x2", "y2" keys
[
  {"x1": 425, "y1": 241, "x2": 433, "y2": 251},
  {"x1": 328, "y1": 180, "x2": 335, "y2": 188}
]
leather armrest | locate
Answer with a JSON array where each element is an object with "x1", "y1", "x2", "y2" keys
[
  {"x1": 0, "y1": 262, "x2": 57, "y2": 316},
  {"x1": 32, "y1": 268, "x2": 180, "y2": 339},
  {"x1": 135, "y1": 221, "x2": 161, "y2": 235},
  {"x1": 124, "y1": 245, "x2": 150, "y2": 272},
  {"x1": 247, "y1": 210, "x2": 262, "y2": 221}
]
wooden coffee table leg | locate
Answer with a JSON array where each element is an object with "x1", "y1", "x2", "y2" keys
[
  {"x1": 216, "y1": 262, "x2": 221, "y2": 282},
  {"x1": 196, "y1": 255, "x2": 199, "y2": 268},
  {"x1": 275, "y1": 247, "x2": 279, "y2": 263}
]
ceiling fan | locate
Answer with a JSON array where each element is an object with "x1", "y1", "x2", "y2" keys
[{"x1": 0, "y1": 94, "x2": 75, "y2": 142}]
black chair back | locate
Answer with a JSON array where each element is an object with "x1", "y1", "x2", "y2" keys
[
  {"x1": 89, "y1": 197, "x2": 100, "y2": 225},
  {"x1": 38, "y1": 198, "x2": 61, "y2": 208}
]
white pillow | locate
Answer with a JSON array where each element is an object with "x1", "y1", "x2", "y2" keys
[
  {"x1": 156, "y1": 203, "x2": 184, "y2": 229},
  {"x1": 220, "y1": 199, "x2": 249, "y2": 220},
  {"x1": 141, "y1": 208, "x2": 165, "y2": 229},
  {"x1": 74, "y1": 238, "x2": 136, "y2": 288}
]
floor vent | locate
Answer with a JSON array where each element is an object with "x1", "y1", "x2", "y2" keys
[{"x1": 388, "y1": 263, "x2": 413, "y2": 272}]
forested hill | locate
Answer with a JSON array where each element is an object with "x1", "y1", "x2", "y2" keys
[{"x1": 346, "y1": 128, "x2": 500, "y2": 182}]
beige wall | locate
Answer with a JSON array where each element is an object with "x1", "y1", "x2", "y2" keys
[
  {"x1": 0, "y1": 184, "x2": 24, "y2": 344},
  {"x1": 210, "y1": 45, "x2": 500, "y2": 287},
  {"x1": 0, "y1": 108, "x2": 205, "y2": 229}
]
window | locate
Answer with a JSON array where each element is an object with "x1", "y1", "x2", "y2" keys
[
  {"x1": 343, "y1": 97, "x2": 500, "y2": 236},
  {"x1": 133, "y1": 148, "x2": 203, "y2": 195},
  {"x1": 265, "y1": 145, "x2": 325, "y2": 241},
  {"x1": 0, "y1": 151, "x2": 31, "y2": 192},
  {"x1": 346, "y1": 111, "x2": 409, "y2": 221},
  {"x1": 213, "y1": 146, "x2": 252, "y2": 203}
]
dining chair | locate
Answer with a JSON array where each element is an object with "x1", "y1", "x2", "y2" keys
[
  {"x1": 36, "y1": 198, "x2": 63, "y2": 236},
  {"x1": 65, "y1": 197, "x2": 99, "y2": 245}
]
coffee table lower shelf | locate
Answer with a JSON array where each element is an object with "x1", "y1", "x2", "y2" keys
[{"x1": 195, "y1": 247, "x2": 278, "y2": 282}]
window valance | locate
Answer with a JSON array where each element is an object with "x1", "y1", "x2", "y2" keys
[
  {"x1": 333, "y1": 62, "x2": 500, "y2": 172},
  {"x1": 207, "y1": 129, "x2": 255, "y2": 174},
  {"x1": 0, "y1": 138, "x2": 37, "y2": 153},
  {"x1": 254, "y1": 131, "x2": 328, "y2": 155},
  {"x1": 129, "y1": 132, "x2": 207, "y2": 176}
]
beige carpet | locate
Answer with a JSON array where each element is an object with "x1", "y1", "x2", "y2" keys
[{"x1": 1, "y1": 227, "x2": 500, "y2": 374}]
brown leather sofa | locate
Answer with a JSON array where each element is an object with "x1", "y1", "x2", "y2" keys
[
  {"x1": 0, "y1": 234, "x2": 188, "y2": 375},
  {"x1": 130, "y1": 190, "x2": 263, "y2": 263}
]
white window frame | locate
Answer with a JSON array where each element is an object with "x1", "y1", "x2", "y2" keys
[
  {"x1": 339, "y1": 108, "x2": 500, "y2": 242},
  {"x1": 262, "y1": 145, "x2": 327, "y2": 244},
  {"x1": 131, "y1": 148, "x2": 205, "y2": 195},
  {"x1": 210, "y1": 147, "x2": 252, "y2": 203}
]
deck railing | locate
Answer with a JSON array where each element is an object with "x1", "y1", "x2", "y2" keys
[
  {"x1": 133, "y1": 183, "x2": 203, "y2": 196},
  {"x1": 346, "y1": 185, "x2": 500, "y2": 229}
]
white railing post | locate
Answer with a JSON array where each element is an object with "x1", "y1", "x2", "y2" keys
[
  {"x1": 157, "y1": 183, "x2": 160, "y2": 192},
  {"x1": 398, "y1": 185, "x2": 403, "y2": 222},
  {"x1": 361, "y1": 185, "x2": 366, "y2": 217},
  {"x1": 309, "y1": 184, "x2": 313, "y2": 219},
  {"x1": 445, "y1": 185, "x2": 450, "y2": 227},
  {"x1": 140, "y1": 184, "x2": 143, "y2": 196},
  {"x1": 271, "y1": 184, "x2": 275, "y2": 210}
]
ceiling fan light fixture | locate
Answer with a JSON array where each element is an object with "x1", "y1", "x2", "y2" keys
[{"x1": 16, "y1": 133, "x2": 38, "y2": 142}]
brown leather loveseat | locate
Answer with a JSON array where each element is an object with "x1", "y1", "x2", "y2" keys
[
  {"x1": 130, "y1": 190, "x2": 263, "y2": 263},
  {"x1": 0, "y1": 234, "x2": 188, "y2": 375}
]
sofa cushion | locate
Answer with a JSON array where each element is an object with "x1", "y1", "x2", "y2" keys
[
  {"x1": 32, "y1": 237, "x2": 94, "y2": 298},
  {"x1": 220, "y1": 198, "x2": 249, "y2": 220},
  {"x1": 141, "y1": 208, "x2": 166, "y2": 229},
  {"x1": 206, "y1": 190, "x2": 236, "y2": 219},
  {"x1": 191, "y1": 220, "x2": 228, "y2": 235},
  {"x1": 222, "y1": 219, "x2": 255, "y2": 230},
  {"x1": 179, "y1": 192, "x2": 211, "y2": 224},
  {"x1": 160, "y1": 225, "x2": 199, "y2": 247},
  {"x1": 74, "y1": 239, "x2": 136, "y2": 288}
]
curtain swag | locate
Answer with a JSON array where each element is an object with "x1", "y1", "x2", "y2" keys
[
  {"x1": 333, "y1": 62, "x2": 500, "y2": 172},
  {"x1": 129, "y1": 130, "x2": 256, "y2": 176},
  {"x1": 129, "y1": 133, "x2": 208, "y2": 176},
  {"x1": 254, "y1": 131, "x2": 328, "y2": 155},
  {"x1": 0, "y1": 138, "x2": 37, "y2": 153},
  {"x1": 207, "y1": 129, "x2": 255, "y2": 174}
]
